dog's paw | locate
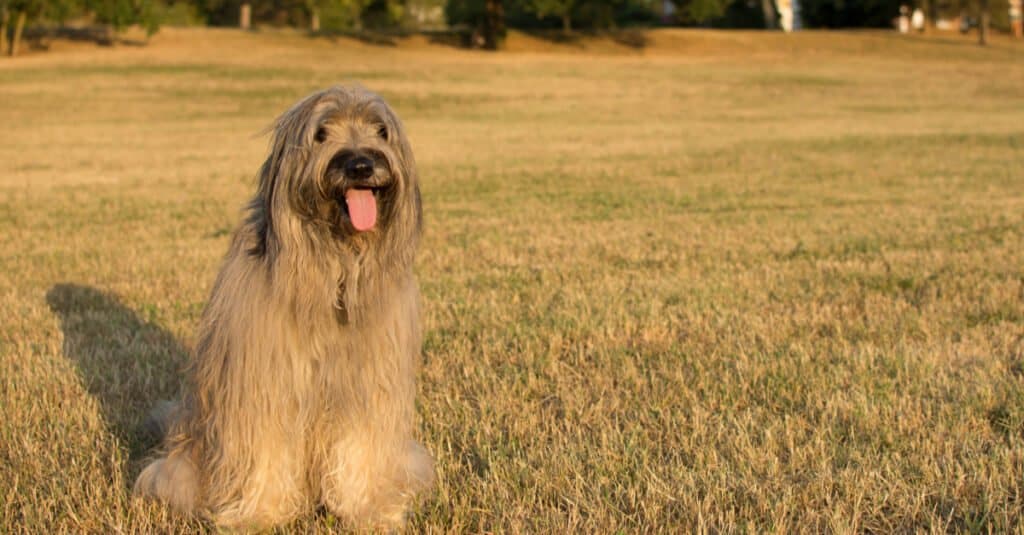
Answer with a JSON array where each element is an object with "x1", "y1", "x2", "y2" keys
[{"x1": 133, "y1": 454, "x2": 199, "y2": 513}]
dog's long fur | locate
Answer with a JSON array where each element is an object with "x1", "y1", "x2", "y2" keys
[{"x1": 134, "y1": 86, "x2": 434, "y2": 529}]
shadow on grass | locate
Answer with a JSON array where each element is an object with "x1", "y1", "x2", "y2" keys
[
  {"x1": 313, "y1": 29, "x2": 400, "y2": 47},
  {"x1": 313, "y1": 28, "x2": 477, "y2": 48},
  {"x1": 521, "y1": 28, "x2": 649, "y2": 49},
  {"x1": 426, "y1": 29, "x2": 476, "y2": 49},
  {"x1": 308, "y1": 27, "x2": 649, "y2": 50},
  {"x1": 23, "y1": 26, "x2": 150, "y2": 49},
  {"x1": 866, "y1": 30, "x2": 1019, "y2": 54},
  {"x1": 425, "y1": 27, "x2": 650, "y2": 50},
  {"x1": 46, "y1": 284, "x2": 185, "y2": 461}
]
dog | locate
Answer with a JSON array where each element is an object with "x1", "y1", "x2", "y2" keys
[{"x1": 134, "y1": 86, "x2": 434, "y2": 529}]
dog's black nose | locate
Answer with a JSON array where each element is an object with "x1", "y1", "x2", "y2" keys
[{"x1": 344, "y1": 156, "x2": 375, "y2": 181}]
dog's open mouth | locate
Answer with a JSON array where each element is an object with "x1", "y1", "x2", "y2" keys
[{"x1": 341, "y1": 187, "x2": 385, "y2": 231}]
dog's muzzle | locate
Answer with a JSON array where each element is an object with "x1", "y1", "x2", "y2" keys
[{"x1": 326, "y1": 151, "x2": 390, "y2": 233}]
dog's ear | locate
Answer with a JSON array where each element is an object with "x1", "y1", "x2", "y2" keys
[
  {"x1": 249, "y1": 90, "x2": 327, "y2": 257},
  {"x1": 376, "y1": 100, "x2": 413, "y2": 174},
  {"x1": 247, "y1": 158, "x2": 275, "y2": 258},
  {"x1": 374, "y1": 98, "x2": 422, "y2": 234}
]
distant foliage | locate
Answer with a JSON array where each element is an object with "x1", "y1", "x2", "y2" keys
[
  {"x1": 6, "y1": 0, "x2": 79, "y2": 23},
  {"x1": 362, "y1": 0, "x2": 405, "y2": 29},
  {"x1": 713, "y1": 0, "x2": 768, "y2": 27},
  {"x1": 674, "y1": 0, "x2": 731, "y2": 24},
  {"x1": 2, "y1": 0, "x2": 163, "y2": 31},
  {"x1": 528, "y1": 0, "x2": 577, "y2": 30},
  {"x1": 316, "y1": 0, "x2": 369, "y2": 30},
  {"x1": 201, "y1": 0, "x2": 304, "y2": 26},
  {"x1": 668, "y1": 0, "x2": 777, "y2": 26},
  {"x1": 196, "y1": 0, "x2": 404, "y2": 29},
  {"x1": 444, "y1": 0, "x2": 486, "y2": 29},
  {"x1": 89, "y1": 0, "x2": 161, "y2": 34},
  {"x1": 2, "y1": 0, "x2": 160, "y2": 56},
  {"x1": 151, "y1": 1, "x2": 204, "y2": 25},
  {"x1": 799, "y1": 0, "x2": 902, "y2": 27},
  {"x1": 571, "y1": 0, "x2": 659, "y2": 28},
  {"x1": 0, "y1": 0, "x2": 1012, "y2": 48},
  {"x1": 449, "y1": 0, "x2": 658, "y2": 31}
]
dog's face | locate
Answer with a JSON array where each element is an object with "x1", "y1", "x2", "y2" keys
[
  {"x1": 255, "y1": 86, "x2": 421, "y2": 252},
  {"x1": 315, "y1": 117, "x2": 394, "y2": 233}
]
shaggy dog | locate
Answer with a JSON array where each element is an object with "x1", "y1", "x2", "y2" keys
[{"x1": 134, "y1": 86, "x2": 434, "y2": 529}]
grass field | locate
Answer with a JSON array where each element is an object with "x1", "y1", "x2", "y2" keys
[{"x1": 2, "y1": 27, "x2": 1024, "y2": 532}]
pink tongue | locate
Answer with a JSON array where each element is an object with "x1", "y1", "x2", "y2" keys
[{"x1": 344, "y1": 189, "x2": 377, "y2": 231}]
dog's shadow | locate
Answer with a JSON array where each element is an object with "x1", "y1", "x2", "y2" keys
[{"x1": 46, "y1": 283, "x2": 187, "y2": 461}]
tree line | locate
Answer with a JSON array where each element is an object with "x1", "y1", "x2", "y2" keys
[{"x1": 1, "y1": 0, "x2": 1014, "y2": 55}]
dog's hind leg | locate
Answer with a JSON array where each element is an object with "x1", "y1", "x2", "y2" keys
[
  {"x1": 134, "y1": 451, "x2": 200, "y2": 513},
  {"x1": 135, "y1": 401, "x2": 200, "y2": 513},
  {"x1": 135, "y1": 437, "x2": 309, "y2": 528}
]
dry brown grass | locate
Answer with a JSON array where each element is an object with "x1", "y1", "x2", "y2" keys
[{"x1": 2, "y1": 27, "x2": 1024, "y2": 533}]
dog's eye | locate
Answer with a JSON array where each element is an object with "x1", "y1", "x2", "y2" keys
[
  {"x1": 314, "y1": 127, "x2": 328, "y2": 143},
  {"x1": 377, "y1": 125, "x2": 389, "y2": 141}
]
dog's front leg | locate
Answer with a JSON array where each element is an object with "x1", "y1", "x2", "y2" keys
[
  {"x1": 318, "y1": 296, "x2": 434, "y2": 529},
  {"x1": 319, "y1": 422, "x2": 435, "y2": 530}
]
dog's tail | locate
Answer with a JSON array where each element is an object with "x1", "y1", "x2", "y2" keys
[{"x1": 142, "y1": 399, "x2": 182, "y2": 441}]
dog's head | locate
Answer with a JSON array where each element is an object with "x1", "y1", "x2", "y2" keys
[{"x1": 251, "y1": 86, "x2": 421, "y2": 256}]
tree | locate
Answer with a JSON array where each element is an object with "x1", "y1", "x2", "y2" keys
[
  {"x1": 305, "y1": 0, "x2": 319, "y2": 30},
  {"x1": 446, "y1": 0, "x2": 504, "y2": 48},
  {"x1": 306, "y1": 0, "x2": 377, "y2": 32},
  {"x1": 88, "y1": 0, "x2": 161, "y2": 36},
  {"x1": 0, "y1": 3, "x2": 7, "y2": 55},
  {"x1": 672, "y1": 0, "x2": 731, "y2": 24},
  {"x1": 799, "y1": 0, "x2": 902, "y2": 28},
  {"x1": 2, "y1": 0, "x2": 93, "y2": 56},
  {"x1": 483, "y1": 0, "x2": 503, "y2": 48},
  {"x1": 362, "y1": 0, "x2": 405, "y2": 29},
  {"x1": 978, "y1": 0, "x2": 989, "y2": 45},
  {"x1": 530, "y1": 0, "x2": 574, "y2": 30},
  {"x1": 10, "y1": 9, "x2": 25, "y2": 55},
  {"x1": 5, "y1": 0, "x2": 42, "y2": 56},
  {"x1": 761, "y1": 0, "x2": 776, "y2": 27}
]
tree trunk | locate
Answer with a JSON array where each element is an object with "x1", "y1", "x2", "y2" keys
[
  {"x1": 9, "y1": 9, "x2": 24, "y2": 57},
  {"x1": 926, "y1": 0, "x2": 938, "y2": 32},
  {"x1": 311, "y1": 9, "x2": 320, "y2": 32},
  {"x1": 562, "y1": 13, "x2": 571, "y2": 32},
  {"x1": 979, "y1": 0, "x2": 990, "y2": 46},
  {"x1": 239, "y1": 3, "x2": 251, "y2": 30},
  {"x1": 482, "y1": 0, "x2": 504, "y2": 50},
  {"x1": 761, "y1": 0, "x2": 777, "y2": 29},
  {"x1": 1012, "y1": 0, "x2": 1023, "y2": 38},
  {"x1": 1, "y1": 7, "x2": 9, "y2": 56}
]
